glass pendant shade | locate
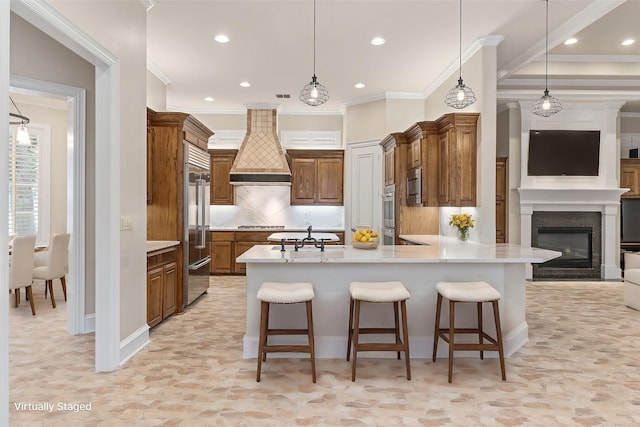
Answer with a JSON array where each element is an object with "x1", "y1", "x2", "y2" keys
[
  {"x1": 300, "y1": 75, "x2": 329, "y2": 107},
  {"x1": 532, "y1": 89, "x2": 562, "y2": 117},
  {"x1": 445, "y1": 77, "x2": 476, "y2": 109},
  {"x1": 16, "y1": 124, "x2": 31, "y2": 146}
]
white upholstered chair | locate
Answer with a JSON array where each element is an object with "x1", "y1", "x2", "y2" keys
[
  {"x1": 33, "y1": 233, "x2": 70, "y2": 308},
  {"x1": 9, "y1": 235, "x2": 37, "y2": 315}
]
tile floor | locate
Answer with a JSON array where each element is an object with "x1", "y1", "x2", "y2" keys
[{"x1": 8, "y1": 276, "x2": 640, "y2": 426}]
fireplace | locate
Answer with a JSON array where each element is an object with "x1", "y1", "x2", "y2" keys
[{"x1": 531, "y1": 212, "x2": 601, "y2": 280}]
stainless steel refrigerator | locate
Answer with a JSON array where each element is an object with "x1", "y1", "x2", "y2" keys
[{"x1": 184, "y1": 144, "x2": 211, "y2": 306}]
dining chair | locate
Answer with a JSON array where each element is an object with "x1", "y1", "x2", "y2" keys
[
  {"x1": 33, "y1": 233, "x2": 70, "y2": 308},
  {"x1": 9, "y1": 235, "x2": 37, "y2": 315}
]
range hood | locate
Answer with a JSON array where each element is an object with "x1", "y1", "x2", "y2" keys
[{"x1": 229, "y1": 107, "x2": 291, "y2": 185}]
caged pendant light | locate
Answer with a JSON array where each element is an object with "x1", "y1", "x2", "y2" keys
[
  {"x1": 299, "y1": 0, "x2": 329, "y2": 106},
  {"x1": 532, "y1": 0, "x2": 562, "y2": 117},
  {"x1": 445, "y1": 0, "x2": 476, "y2": 109}
]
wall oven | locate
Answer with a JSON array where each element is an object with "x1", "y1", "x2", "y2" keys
[
  {"x1": 383, "y1": 185, "x2": 395, "y2": 229},
  {"x1": 407, "y1": 167, "x2": 422, "y2": 207},
  {"x1": 383, "y1": 185, "x2": 395, "y2": 245}
]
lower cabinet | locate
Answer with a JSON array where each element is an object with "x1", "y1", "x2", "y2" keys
[
  {"x1": 147, "y1": 246, "x2": 178, "y2": 328},
  {"x1": 210, "y1": 230, "x2": 345, "y2": 275}
]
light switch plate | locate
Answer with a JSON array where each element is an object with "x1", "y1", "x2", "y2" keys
[{"x1": 120, "y1": 215, "x2": 133, "y2": 230}]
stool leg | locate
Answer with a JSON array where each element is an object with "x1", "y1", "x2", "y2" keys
[
  {"x1": 26, "y1": 286, "x2": 36, "y2": 316},
  {"x1": 61, "y1": 276, "x2": 67, "y2": 302},
  {"x1": 477, "y1": 301, "x2": 484, "y2": 360},
  {"x1": 401, "y1": 300, "x2": 411, "y2": 380},
  {"x1": 351, "y1": 300, "x2": 361, "y2": 382},
  {"x1": 262, "y1": 302, "x2": 270, "y2": 362},
  {"x1": 346, "y1": 297, "x2": 354, "y2": 361},
  {"x1": 48, "y1": 281, "x2": 56, "y2": 308},
  {"x1": 393, "y1": 301, "x2": 401, "y2": 360},
  {"x1": 448, "y1": 300, "x2": 455, "y2": 383},
  {"x1": 256, "y1": 301, "x2": 269, "y2": 382},
  {"x1": 492, "y1": 300, "x2": 507, "y2": 381},
  {"x1": 432, "y1": 293, "x2": 442, "y2": 362},
  {"x1": 306, "y1": 300, "x2": 317, "y2": 383}
]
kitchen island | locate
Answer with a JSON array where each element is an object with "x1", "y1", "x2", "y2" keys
[{"x1": 237, "y1": 236, "x2": 560, "y2": 359}]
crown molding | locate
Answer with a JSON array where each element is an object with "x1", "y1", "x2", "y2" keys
[
  {"x1": 342, "y1": 91, "x2": 423, "y2": 108},
  {"x1": 499, "y1": 77, "x2": 640, "y2": 89},
  {"x1": 141, "y1": 0, "x2": 156, "y2": 12},
  {"x1": 166, "y1": 104, "x2": 343, "y2": 116},
  {"x1": 422, "y1": 35, "x2": 505, "y2": 99},
  {"x1": 545, "y1": 54, "x2": 640, "y2": 63},
  {"x1": 621, "y1": 112, "x2": 640, "y2": 119},
  {"x1": 497, "y1": 89, "x2": 640, "y2": 102},
  {"x1": 11, "y1": 0, "x2": 117, "y2": 67},
  {"x1": 146, "y1": 60, "x2": 171, "y2": 85}
]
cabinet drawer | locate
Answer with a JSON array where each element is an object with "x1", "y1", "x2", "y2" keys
[
  {"x1": 210, "y1": 231, "x2": 235, "y2": 241},
  {"x1": 147, "y1": 247, "x2": 178, "y2": 269}
]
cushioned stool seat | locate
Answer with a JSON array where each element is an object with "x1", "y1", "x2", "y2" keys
[
  {"x1": 432, "y1": 281, "x2": 506, "y2": 383},
  {"x1": 347, "y1": 281, "x2": 411, "y2": 381},
  {"x1": 256, "y1": 282, "x2": 316, "y2": 383}
]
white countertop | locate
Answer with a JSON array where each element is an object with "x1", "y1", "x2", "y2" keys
[
  {"x1": 147, "y1": 240, "x2": 180, "y2": 253},
  {"x1": 237, "y1": 235, "x2": 561, "y2": 264}
]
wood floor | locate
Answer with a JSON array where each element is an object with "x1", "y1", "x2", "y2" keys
[{"x1": 8, "y1": 277, "x2": 640, "y2": 426}]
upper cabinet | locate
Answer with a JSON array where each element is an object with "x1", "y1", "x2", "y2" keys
[
  {"x1": 210, "y1": 149, "x2": 237, "y2": 205},
  {"x1": 288, "y1": 149, "x2": 344, "y2": 205},
  {"x1": 404, "y1": 121, "x2": 440, "y2": 207},
  {"x1": 436, "y1": 113, "x2": 479, "y2": 207},
  {"x1": 621, "y1": 158, "x2": 640, "y2": 198},
  {"x1": 380, "y1": 132, "x2": 407, "y2": 187},
  {"x1": 147, "y1": 110, "x2": 214, "y2": 241}
]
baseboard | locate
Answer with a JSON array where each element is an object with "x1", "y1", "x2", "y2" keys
[{"x1": 119, "y1": 324, "x2": 150, "y2": 366}]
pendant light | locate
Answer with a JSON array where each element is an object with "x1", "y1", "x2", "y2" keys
[
  {"x1": 532, "y1": 0, "x2": 562, "y2": 117},
  {"x1": 299, "y1": 0, "x2": 329, "y2": 106},
  {"x1": 9, "y1": 96, "x2": 31, "y2": 146},
  {"x1": 445, "y1": 0, "x2": 476, "y2": 109}
]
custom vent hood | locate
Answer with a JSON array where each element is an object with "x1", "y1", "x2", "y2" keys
[{"x1": 229, "y1": 107, "x2": 291, "y2": 185}]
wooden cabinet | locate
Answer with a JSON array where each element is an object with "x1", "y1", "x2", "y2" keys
[
  {"x1": 147, "y1": 246, "x2": 178, "y2": 328},
  {"x1": 621, "y1": 159, "x2": 640, "y2": 198},
  {"x1": 380, "y1": 133, "x2": 406, "y2": 188},
  {"x1": 288, "y1": 149, "x2": 344, "y2": 205},
  {"x1": 496, "y1": 157, "x2": 507, "y2": 243},
  {"x1": 404, "y1": 121, "x2": 440, "y2": 207},
  {"x1": 210, "y1": 229, "x2": 345, "y2": 275},
  {"x1": 234, "y1": 231, "x2": 274, "y2": 275},
  {"x1": 210, "y1": 231, "x2": 234, "y2": 274},
  {"x1": 436, "y1": 113, "x2": 479, "y2": 207},
  {"x1": 210, "y1": 149, "x2": 237, "y2": 205}
]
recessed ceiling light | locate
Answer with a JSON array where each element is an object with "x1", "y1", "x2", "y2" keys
[
  {"x1": 370, "y1": 37, "x2": 386, "y2": 46},
  {"x1": 204, "y1": 97, "x2": 214, "y2": 102},
  {"x1": 214, "y1": 34, "x2": 230, "y2": 43},
  {"x1": 564, "y1": 38, "x2": 577, "y2": 45},
  {"x1": 239, "y1": 82, "x2": 251, "y2": 88},
  {"x1": 622, "y1": 39, "x2": 635, "y2": 46},
  {"x1": 354, "y1": 83, "x2": 365, "y2": 89}
]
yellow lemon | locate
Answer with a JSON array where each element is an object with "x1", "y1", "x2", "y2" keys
[{"x1": 360, "y1": 235, "x2": 369, "y2": 242}]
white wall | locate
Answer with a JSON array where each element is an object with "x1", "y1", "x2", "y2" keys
[
  {"x1": 146, "y1": 69, "x2": 166, "y2": 112},
  {"x1": 48, "y1": 0, "x2": 148, "y2": 341}
]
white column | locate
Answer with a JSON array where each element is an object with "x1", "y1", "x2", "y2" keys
[
  {"x1": 520, "y1": 204, "x2": 534, "y2": 279},
  {"x1": 602, "y1": 203, "x2": 622, "y2": 280}
]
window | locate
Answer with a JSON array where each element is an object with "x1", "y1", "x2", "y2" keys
[{"x1": 8, "y1": 124, "x2": 50, "y2": 245}]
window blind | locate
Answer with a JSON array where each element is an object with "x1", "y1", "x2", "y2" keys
[{"x1": 8, "y1": 130, "x2": 39, "y2": 236}]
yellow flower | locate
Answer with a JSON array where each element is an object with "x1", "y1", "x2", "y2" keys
[{"x1": 449, "y1": 213, "x2": 475, "y2": 232}]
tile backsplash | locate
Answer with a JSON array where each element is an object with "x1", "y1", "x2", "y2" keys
[{"x1": 210, "y1": 185, "x2": 345, "y2": 230}]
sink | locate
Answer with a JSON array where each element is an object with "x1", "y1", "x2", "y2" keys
[{"x1": 271, "y1": 245, "x2": 345, "y2": 252}]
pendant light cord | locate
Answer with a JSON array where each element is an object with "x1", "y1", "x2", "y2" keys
[
  {"x1": 458, "y1": 0, "x2": 462, "y2": 79},
  {"x1": 313, "y1": 0, "x2": 317, "y2": 76},
  {"x1": 545, "y1": 0, "x2": 549, "y2": 92}
]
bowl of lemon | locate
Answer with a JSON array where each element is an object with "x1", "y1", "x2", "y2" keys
[{"x1": 351, "y1": 229, "x2": 380, "y2": 249}]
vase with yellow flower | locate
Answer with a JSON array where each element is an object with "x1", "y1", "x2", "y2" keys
[{"x1": 449, "y1": 213, "x2": 474, "y2": 241}]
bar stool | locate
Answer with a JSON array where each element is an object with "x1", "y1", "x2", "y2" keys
[
  {"x1": 256, "y1": 282, "x2": 316, "y2": 383},
  {"x1": 432, "y1": 281, "x2": 506, "y2": 383},
  {"x1": 347, "y1": 281, "x2": 411, "y2": 381}
]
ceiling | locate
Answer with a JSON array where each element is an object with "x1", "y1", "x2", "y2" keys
[{"x1": 144, "y1": 0, "x2": 639, "y2": 115}]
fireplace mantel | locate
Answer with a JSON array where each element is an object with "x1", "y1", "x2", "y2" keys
[
  {"x1": 518, "y1": 187, "x2": 626, "y2": 280},
  {"x1": 518, "y1": 188, "x2": 628, "y2": 208}
]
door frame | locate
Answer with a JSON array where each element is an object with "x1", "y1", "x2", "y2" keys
[{"x1": 10, "y1": 76, "x2": 87, "y2": 335}]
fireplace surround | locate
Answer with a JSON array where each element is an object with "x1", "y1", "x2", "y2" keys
[{"x1": 532, "y1": 212, "x2": 601, "y2": 279}]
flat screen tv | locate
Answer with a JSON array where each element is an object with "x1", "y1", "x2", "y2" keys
[
  {"x1": 528, "y1": 130, "x2": 600, "y2": 176},
  {"x1": 621, "y1": 198, "x2": 640, "y2": 243}
]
